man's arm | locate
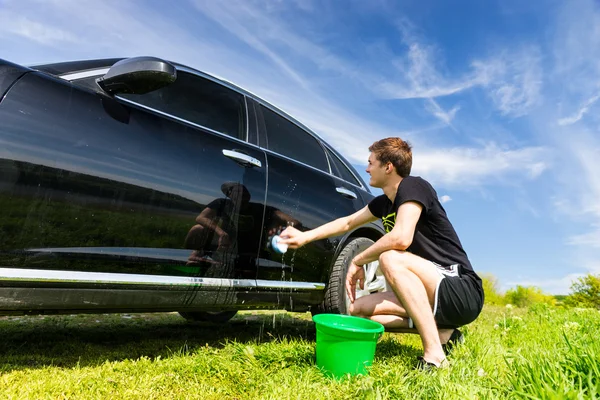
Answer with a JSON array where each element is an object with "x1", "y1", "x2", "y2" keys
[
  {"x1": 195, "y1": 207, "x2": 226, "y2": 235},
  {"x1": 351, "y1": 201, "x2": 422, "y2": 266},
  {"x1": 279, "y1": 205, "x2": 377, "y2": 248}
]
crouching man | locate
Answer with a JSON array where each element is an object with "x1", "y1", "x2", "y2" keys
[{"x1": 280, "y1": 137, "x2": 484, "y2": 369}]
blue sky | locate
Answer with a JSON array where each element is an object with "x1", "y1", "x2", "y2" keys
[{"x1": 1, "y1": 0, "x2": 599, "y2": 294}]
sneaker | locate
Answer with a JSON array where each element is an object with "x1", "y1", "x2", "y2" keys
[
  {"x1": 442, "y1": 329, "x2": 464, "y2": 355},
  {"x1": 415, "y1": 356, "x2": 449, "y2": 371}
]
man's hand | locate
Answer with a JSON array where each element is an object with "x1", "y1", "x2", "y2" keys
[
  {"x1": 217, "y1": 232, "x2": 231, "y2": 250},
  {"x1": 278, "y1": 226, "x2": 309, "y2": 249},
  {"x1": 345, "y1": 261, "x2": 365, "y2": 303}
]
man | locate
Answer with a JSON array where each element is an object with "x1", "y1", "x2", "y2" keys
[{"x1": 280, "y1": 137, "x2": 484, "y2": 369}]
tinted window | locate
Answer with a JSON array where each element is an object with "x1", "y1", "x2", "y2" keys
[
  {"x1": 118, "y1": 72, "x2": 246, "y2": 139},
  {"x1": 259, "y1": 105, "x2": 328, "y2": 171},
  {"x1": 326, "y1": 148, "x2": 361, "y2": 186}
]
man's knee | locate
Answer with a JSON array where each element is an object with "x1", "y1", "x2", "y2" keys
[
  {"x1": 348, "y1": 301, "x2": 360, "y2": 317},
  {"x1": 184, "y1": 225, "x2": 207, "y2": 248},
  {"x1": 348, "y1": 302, "x2": 357, "y2": 316},
  {"x1": 348, "y1": 300, "x2": 368, "y2": 318},
  {"x1": 378, "y1": 250, "x2": 410, "y2": 279}
]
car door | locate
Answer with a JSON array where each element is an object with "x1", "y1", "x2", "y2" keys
[
  {"x1": 0, "y1": 68, "x2": 267, "y2": 311},
  {"x1": 251, "y1": 101, "x2": 366, "y2": 307}
]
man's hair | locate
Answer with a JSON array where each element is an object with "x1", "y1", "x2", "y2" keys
[{"x1": 368, "y1": 137, "x2": 412, "y2": 177}]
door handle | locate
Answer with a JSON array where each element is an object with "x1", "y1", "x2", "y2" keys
[
  {"x1": 222, "y1": 149, "x2": 262, "y2": 168},
  {"x1": 336, "y1": 187, "x2": 357, "y2": 199}
]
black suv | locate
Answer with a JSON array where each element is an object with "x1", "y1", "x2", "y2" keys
[{"x1": 0, "y1": 57, "x2": 386, "y2": 322}]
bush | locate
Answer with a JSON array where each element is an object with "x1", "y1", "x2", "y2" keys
[
  {"x1": 481, "y1": 273, "x2": 505, "y2": 305},
  {"x1": 504, "y1": 285, "x2": 556, "y2": 308},
  {"x1": 564, "y1": 274, "x2": 600, "y2": 309}
]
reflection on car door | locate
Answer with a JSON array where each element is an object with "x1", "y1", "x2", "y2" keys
[{"x1": 0, "y1": 70, "x2": 267, "y2": 310}]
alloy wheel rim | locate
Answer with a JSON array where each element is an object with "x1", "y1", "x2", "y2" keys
[{"x1": 345, "y1": 261, "x2": 387, "y2": 314}]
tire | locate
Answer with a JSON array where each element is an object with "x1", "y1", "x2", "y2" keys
[
  {"x1": 178, "y1": 310, "x2": 238, "y2": 323},
  {"x1": 314, "y1": 237, "x2": 388, "y2": 316}
]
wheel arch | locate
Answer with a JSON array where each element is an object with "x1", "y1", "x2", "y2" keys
[{"x1": 320, "y1": 221, "x2": 385, "y2": 283}]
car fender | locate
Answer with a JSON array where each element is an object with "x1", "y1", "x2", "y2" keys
[{"x1": 321, "y1": 220, "x2": 385, "y2": 283}]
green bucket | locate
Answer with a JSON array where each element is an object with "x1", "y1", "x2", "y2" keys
[{"x1": 313, "y1": 314, "x2": 384, "y2": 378}]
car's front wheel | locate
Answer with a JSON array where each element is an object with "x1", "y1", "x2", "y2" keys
[
  {"x1": 179, "y1": 310, "x2": 238, "y2": 323},
  {"x1": 316, "y1": 237, "x2": 388, "y2": 315}
]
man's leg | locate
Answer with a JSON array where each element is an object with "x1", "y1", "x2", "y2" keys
[
  {"x1": 349, "y1": 288, "x2": 455, "y2": 345},
  {"x1": 349, "y1": 291, "x2": 411, "y2": 328},
  {"x1": 377, "y1": 250, "x2": 447, "y2": 365}
]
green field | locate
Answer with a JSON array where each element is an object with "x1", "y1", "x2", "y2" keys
[{"x1": 1, "y1": 305, "x2": 599, "y2": 399}]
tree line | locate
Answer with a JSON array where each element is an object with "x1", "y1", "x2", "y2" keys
[{"x1": 482, "y1": 273, "x2": 600, "y2": 309}]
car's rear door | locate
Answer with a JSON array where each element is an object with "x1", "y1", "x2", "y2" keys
[{"x1": 0, "y1": 67, "x2": 267, "y2": 312}]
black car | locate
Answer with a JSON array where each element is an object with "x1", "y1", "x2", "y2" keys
[{"x1": 0, "y1": 56, "x2": 386, "y2": 322}]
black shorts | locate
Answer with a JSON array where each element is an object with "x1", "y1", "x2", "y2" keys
[{"x1": 432, "y1": 263, "x2": 484, "y2": 329}]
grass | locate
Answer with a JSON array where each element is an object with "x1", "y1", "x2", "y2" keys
[{"x1": 0, "y1": 305, "x2": 599, "y2": 399}]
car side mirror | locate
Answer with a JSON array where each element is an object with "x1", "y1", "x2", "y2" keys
[{"x1": 96, "y1": 56, "x2": 177, "y2": 95}]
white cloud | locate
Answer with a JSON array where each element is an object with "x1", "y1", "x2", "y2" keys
[
  {"x1": 382, "y1": 45, "x2": 480, "y2": 99},
  {"x1": 425, "y1": 99, "x2": 460, "y2": 125},
  {"x1": 474, "y1": 48, "x2": 543, "y2": 117},
  {"x1": 557, "y1": 93, "x2": 600, "y2": 126},
  {"x1": 190, "y1": 0, "x2": 397, "y2": 95},
  {"x1": 552, "y1": 0, "x2": 600, "y2": 88},
  {"x1": 413, "y1": 144, "x2": 550, "y2": 187},
  {"x1": 0, "y1": 0, "x2": 220, "y2": 64},
  {"x1": 0, "y1": 13, "x2": 80, "y2": 45},
  {"x1": 506, "y1": 255, "x2": 600, "y2": 294},
  {"x1": 379, "y1": 24, "x2": 543, "y2": 119},
  {"x1": 567, "y1": 227, "x2": 600, "y2": 248},
  {"x1": 552, "y1": 134, "x2": 600, "y2": 265},
  {"x1": 289, "y1": 0, "x2": 315, "y2": 12},
  {"x1": 190, "y1": 1, "x2": 314, "y2": 91},
  {"x1": 439, "y1": 195, "x2": 452, "y2": 204},
  {"x1": 515, "y1": 197, "x2": 541, "y2": 218},
  {"x1": 506, "y1": 273, "x2": 584, "y2": 295},
  {"x1": 560, "y1": 132, "x2": 600, "y2": 225},
  {"x1": 381, "y1": 80, "x2": 476, "y2": 100},
  {"x1": 376, "y1": 24, "x2": 473, "y2": 125},
  {"x1": 527, "y1": 162, "x2": 547, "y2": 179}
]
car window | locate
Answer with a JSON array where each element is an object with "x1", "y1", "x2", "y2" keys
[
  {"x1": 258, "y1": 105, "x2": 328, "y2": 172},
  {"x1": 117, "y1": 71, "x2": 246, "y2": 140},
  {"x1": 71, "y1": 75, "x2": 106, "y2": 93},
  {"x1": 325, "y1": 148, "x2": 361, "y2": 186}
]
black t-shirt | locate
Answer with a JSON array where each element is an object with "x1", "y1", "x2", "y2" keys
[{"x1": 368, "y1": 176, "x2": 477, "y2": 276}]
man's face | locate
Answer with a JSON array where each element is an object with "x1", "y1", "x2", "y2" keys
[{"x1": 366, "y1": 153, "x2": 387, "y2": 188}]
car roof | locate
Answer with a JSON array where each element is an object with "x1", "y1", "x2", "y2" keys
[{"x1": 30, "y1": 58, "x2": 125, "y2": 76}]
